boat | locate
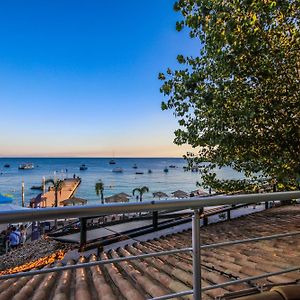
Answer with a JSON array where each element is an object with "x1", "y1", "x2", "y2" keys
[
  {"x1": 109, "y1": 159, "x2": 116, "y2": 165},
  {"x1": 191, "y1": 166, "x2": 199, "y2": 172},
  {"x1": 112, "y1": 167, "x2": 123, "y2": 173},
  {"x1": 163, "y1": 167, "x2": 169, "y2": 173},
  {"x1": 169, "y1": 165, "x2": 176, "y2": 168},
  {"x1": 4, "y1": 164, "x2": 10, "y2": 168},
  {"x1": 31, "y1": 185, "x2": 43, "y2": 190},
  {"x1": 135, "y1": 172, "x2": 144, "y2": 175},
  {"x1": 19, "y1": 163, "x2": 34, "y2": 170},
  {"x1": 148, "y1": 169, "x2": 152, "y2": 174},
  {"x1": 133, "y1": 164, "x2": 138, "y2": 169},
  {"x1": 79, "y1": 164, "x2": 88, "y2": 170}
]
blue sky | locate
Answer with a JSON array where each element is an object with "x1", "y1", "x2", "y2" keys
[{"x1": 0, "y1": 1, "x2": 199, "y2": 157}]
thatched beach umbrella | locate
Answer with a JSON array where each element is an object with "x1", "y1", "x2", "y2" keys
[
  {"x1": 105, "y1": 193, "x2": 130, "y2": 203},
  {"x1": 190, "y1": 189, "x2": 208, "y2": 197},
  {"x1": 171, "y1": 190, "x2": 189, "y2": 198},
  {"x1": 153, "y1": 191, "x2": 168, "y2": 199},
  {"x1": 118, "y1": 192, "x2": 131, "y2": 198},
  {"x1": 60, "y1": 197, "x2": 87, "y2": 206}
]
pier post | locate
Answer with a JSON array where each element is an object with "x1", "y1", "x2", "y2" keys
[
  {"x1": 80, "y1": 218, "x2": 87, "y2": 249},
  {"x1": 21, "y1": 180, "x2": 25, "y2": 207}
]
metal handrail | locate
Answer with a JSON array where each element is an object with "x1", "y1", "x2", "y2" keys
[
  {"x1": 0, "y1": 191, "x2": 300, "y2": 300},
  {"x1": 0, "y1": 191, "x2": 299, "y2": 224},
  {"x1": 2, "y1": 230, "x2": 300, "y2": 281}
]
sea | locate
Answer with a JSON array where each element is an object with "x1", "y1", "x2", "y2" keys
[{"x1": 0, "y1": 158, "x2": 243, "y2": 206}]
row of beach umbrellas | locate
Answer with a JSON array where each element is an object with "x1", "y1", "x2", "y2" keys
[
  {"x1": 103, "y1": 189, "x2": 208, "y2": 204},
  {"x1": 16, "y1": 189, "x2": 209, "y2": 208},
  {"x1": 58, "y1": 189, "x2": 209, "y2": 206}
]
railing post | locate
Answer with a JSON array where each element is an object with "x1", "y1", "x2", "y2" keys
[
  {"x1": 192, "y1": 209, "x2": 202, "y2": 300},
  {"x1": 153, "y1": 211, "x2": 158, "y2": 230},
  {"x1": 203, "y1": 216, "x2": 208, "y2": 226},
  {"x1": 265, "y1": 201, "x2": 269, "y2": 210},
  {"x1": 227, "y1": 209, "x2": 231, "y2": 220},
  {"x1": 80, "y1": 218, "x2": 87, "y2": 249}
]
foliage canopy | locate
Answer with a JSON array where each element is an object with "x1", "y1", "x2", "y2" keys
[{"x1": 160, "y1": 0, "x2": 300, "y2": 192}]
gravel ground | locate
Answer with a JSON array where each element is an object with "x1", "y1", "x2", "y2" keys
[{"x1": 0, "y1": 237, "x2": 73, "y2": 271}]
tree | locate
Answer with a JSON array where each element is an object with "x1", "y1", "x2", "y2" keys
[
  {"x1": 160, "y1": 0, "x2": 300, "y2": 193},
  {"x1": 132, "y1": 186, "x2": 149, "y2": 203},
  {"x1": 45, "y1": 178, "x2": 64, "y2": 229},
  {"x1": 95, "y1": 180, "x2": 104, "y2": 204},
  {"x1": 45, "y1": 179, "x2": 64, "y2": 207}
]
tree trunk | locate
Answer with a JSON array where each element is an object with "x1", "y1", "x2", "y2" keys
[{"x1": 54, "y1": 190, "x2": 58, "y2": 229}]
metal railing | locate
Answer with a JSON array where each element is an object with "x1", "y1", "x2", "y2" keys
[{"x1": 1, "y1": 191, "x2": 300, "y2": 300}]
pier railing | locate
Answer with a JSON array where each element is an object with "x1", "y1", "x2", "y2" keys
[{"x1": 1, "y1": 191, "x2": 300, "y2": 300}]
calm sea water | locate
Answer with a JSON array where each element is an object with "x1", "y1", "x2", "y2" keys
[{"x1": 0, "y1": 158, "x2": 242, "y2": 206}]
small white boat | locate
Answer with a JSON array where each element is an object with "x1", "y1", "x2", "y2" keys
[
  {"x1": 112, "y1": 167, "x2": 123, "y2": 173},
  {"x1": 19, "y1": 163, "x2": 34, "y2": 170}
]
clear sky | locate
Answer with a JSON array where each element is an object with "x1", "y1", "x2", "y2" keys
[{"x1": 0, "y1": 1, "x2": 199, "y2": 157}]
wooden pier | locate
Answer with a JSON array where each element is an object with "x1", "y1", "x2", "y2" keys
[{"x1": 40, "y1": 178, "x2": 81, "y2": 208}]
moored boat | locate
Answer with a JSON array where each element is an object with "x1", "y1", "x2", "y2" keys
[
  {"x1": 19, "y1": 163, "x2": 34, "y2": 170},
  {"x1": 31, "y1": 185, "x2": 43, "y2": 190},
  {"x1": 148, "y1": 169, "x2": 152, "y2": 174},
  {"x1": 163, "y1": 167, "x2": 169, "y2": 173},
  {"x1": 135, "y1": 172, "x2": 144, "y2": 175},
  {"x1": 109, "y1": 159, "x2": 116, "y2": 165},
  {"x1": 169, "y1": 165, "x2": 176, "y2": 168},
  {"x1": 112, "y1": 167, "x2": 123, "y2": 173},
  {"x1": 79, "y1": 164, "x2": 88, "y2": 170},
  {"x1": 133, "y1": 164, "x2": 138, "y2": 169},
  {"x1": 4, "y1": 164, "x2": 10, "y2": 168}
]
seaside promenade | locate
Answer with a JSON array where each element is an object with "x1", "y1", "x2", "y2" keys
[{"x1": 39, "y1": 178, "x2": 81, "y2": 208}]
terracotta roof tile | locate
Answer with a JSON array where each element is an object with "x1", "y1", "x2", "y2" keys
[{"x1": 1, "y1": 205, "x2": 300, "y2": 299}]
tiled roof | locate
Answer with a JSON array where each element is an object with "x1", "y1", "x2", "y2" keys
[{"x1": 1, "y1": 205, "x2": 300, "y2": 299}]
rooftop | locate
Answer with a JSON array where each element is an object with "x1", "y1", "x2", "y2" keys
[{"x1": 0, "y1": 205, "x2": 300, "y2": 299}]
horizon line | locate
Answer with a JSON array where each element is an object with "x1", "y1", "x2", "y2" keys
[{"x1": 0, "y1": 156, "x2": 185, "y2": 159}]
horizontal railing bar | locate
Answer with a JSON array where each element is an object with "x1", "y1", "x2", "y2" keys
[
  {"x1": 201, "y1": 231, "x2": 300, "y2": 249},
  {"x1": 202, "y1": 266, "x2": 300, "y2": 292},
  {"x1": 150, "y1": 266, "x2": 300, "y2": 299},
  {"x1": 0, "y1": 191, "x2": 299, "y2": 224},
  {"x1": 150, "y1": 289, "x2": 193, "y2": 300},
  {"x1": 0, "y1": 247, "x2": 192, "y2": 280}
]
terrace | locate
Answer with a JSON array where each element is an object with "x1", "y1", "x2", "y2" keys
[{"x1": 0, "y1": 191, "x2": 300, "y2": 299}]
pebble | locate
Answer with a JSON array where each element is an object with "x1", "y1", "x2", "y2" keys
[{"x1": 0, "y1": 237, "x2": 72, "y2": 271}]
